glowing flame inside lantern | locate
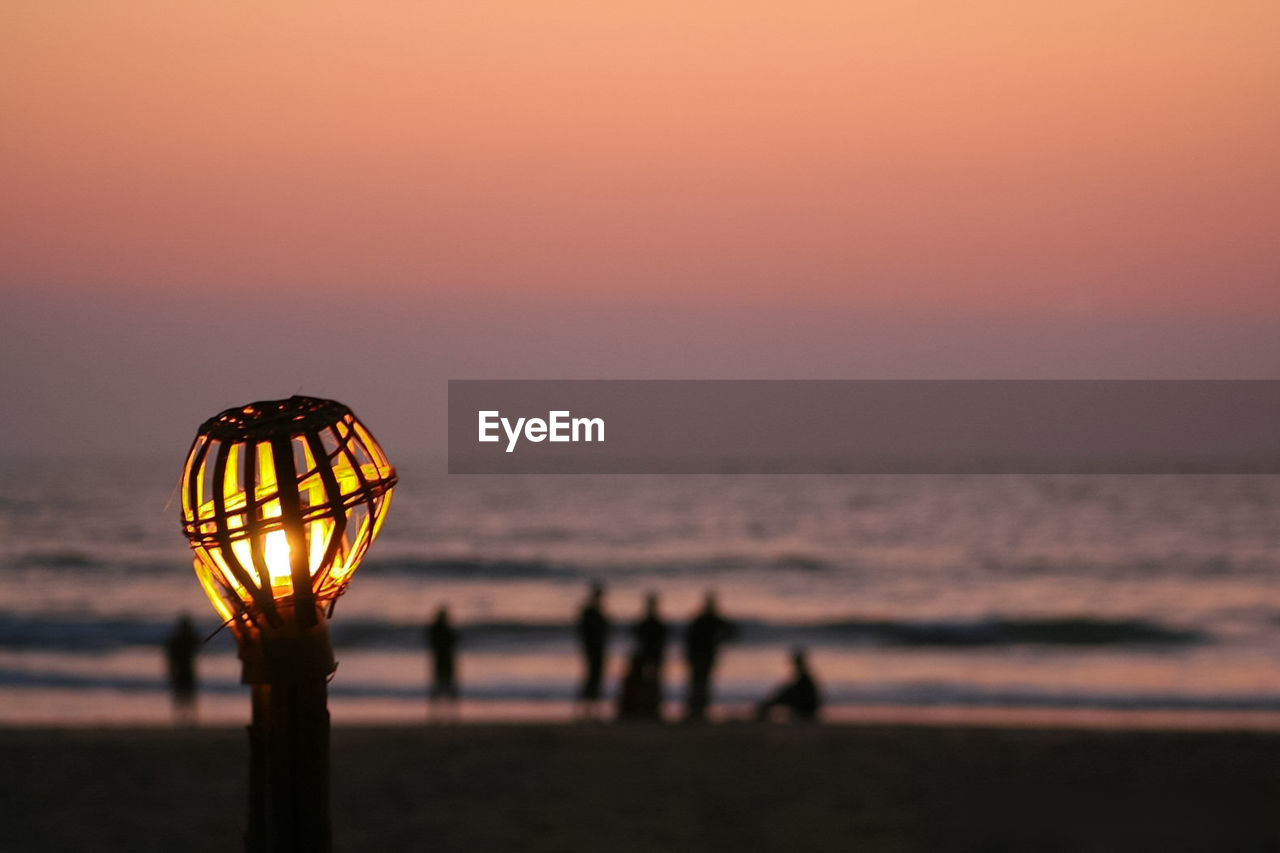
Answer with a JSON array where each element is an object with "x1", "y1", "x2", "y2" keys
[
  {"x1": 180, "y1": 397, "x2": 397, "y2": 625},
  {"x1": 228, "y1": 529, "x2": 292, "y2": 588}
]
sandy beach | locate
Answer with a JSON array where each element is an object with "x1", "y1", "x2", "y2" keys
[{"x1": 2, "y1": 722, "x2": 1277, "y2": 852}]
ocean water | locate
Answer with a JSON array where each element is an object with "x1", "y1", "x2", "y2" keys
[{"x1": 3, "y1": 455, "x2": 1280, "y2": 725}]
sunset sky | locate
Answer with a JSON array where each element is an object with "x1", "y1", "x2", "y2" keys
[{"x1": 2, "y1": 1, "x2": 1278, "y2": 457}]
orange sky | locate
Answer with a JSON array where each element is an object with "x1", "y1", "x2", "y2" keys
[
  {"x1": 4, "y1": 1, "x2": 1277, "y2": 316},
  {"x1": 2, "y1": 2, "x2": 1278, "y2": 453}
]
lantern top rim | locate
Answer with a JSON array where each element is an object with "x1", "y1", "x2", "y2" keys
[{"x1": 197, "y1": 395, "x2": 354, "y2": 443}]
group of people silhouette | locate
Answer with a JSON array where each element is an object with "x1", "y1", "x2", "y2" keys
[
  {"x1": 427, "y1": 583, "x2": 822, "y2": 723},
  {"x1": 163, "y1": 583, "x2": 822, "y2": 724}
]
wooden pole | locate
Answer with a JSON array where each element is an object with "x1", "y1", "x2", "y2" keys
[{"x1": 238, "y1": 609, "x2": 335, "y2": 853}]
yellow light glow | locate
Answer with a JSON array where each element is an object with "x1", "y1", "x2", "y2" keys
[
  {"x1": 195, "y1": 557, "x2": 235, "y2": 622},
  {"x1": 228, "y1": 540, "x2": 258, "y2": 585},
  {"x1": 308, "y1": 518, "x2": 334, "y2": 578},
  {"x1": 263, "y1": 529, "x2": 293, "y2": 586}
]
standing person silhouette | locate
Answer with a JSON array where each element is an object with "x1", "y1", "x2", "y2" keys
[
  {"x1": 618, "y1": 592, "x2": 668, "y2": 720},
  {"x1": 684, "y1": 591, "x2": 735, "y2": 721},
  {"x1": 575, "y1": 582, "x2": 610, "y2": 720},
  {"x1": 632, "y1": 593, "x2": 668, "y2": 711},
  {"x1": 634, "y1": 592, "x2": 668, "y2": 670},
  {"x1": 164, "y1": 612, "x2": 200, "y2": 725},
  {"x1": 426, "y1": 605, "x2": 460, "y2": 721}
]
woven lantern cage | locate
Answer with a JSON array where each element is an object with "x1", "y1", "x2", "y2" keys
[{"x1": 180, "y1": 396, "x2": 397, "y2": 630}]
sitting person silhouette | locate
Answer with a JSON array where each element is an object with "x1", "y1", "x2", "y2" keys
[
  {"x1": 616, "y1": 651, "x2": 662, "y2": 721},
  {"x1": 756, "y1": 648, "x2": 821, "y2": 722}
]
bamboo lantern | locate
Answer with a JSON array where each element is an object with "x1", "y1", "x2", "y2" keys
[{"x1": 180, "y1": 395, "x2": 397, "y2": 630}]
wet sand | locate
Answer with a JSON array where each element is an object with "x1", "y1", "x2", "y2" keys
[{"x1": 2, "y1": 723, "x2": 1278, "y2": 852}]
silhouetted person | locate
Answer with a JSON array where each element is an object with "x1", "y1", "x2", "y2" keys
[
  {"x1": 615, "y1": 593, "x2": 668, "y2": 721},
  {"x1": 633, "y1": 593, "x2": 668, "y2": 666},
  {"x1": 616, "y1": 652, "x2": 662, "y2": 720},
  {"x1": 165, "y1": 613, "x2": 200, "y2": 725},
  {"x1": 632, "y1": 592, "x2": 668, "y2": 707},
  {"x1": 756, "y1": 649, "x2": 822, "y2": 722},
  {"x1": 426, "y1": 605, "x2": 459, "y2": 720},
  {"x1": 684, "y1": 591, "x2": 735, "y2": 721},
  {"x1": 576, "y1": 582, "x2": 610, "y2": 719}
]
